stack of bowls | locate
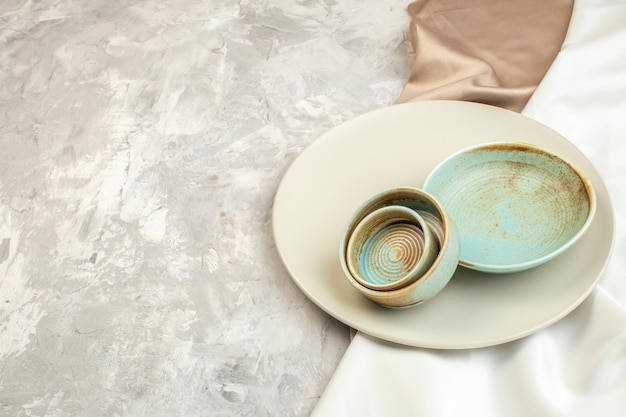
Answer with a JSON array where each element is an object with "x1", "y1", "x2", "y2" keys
[
  {"x1": 339, "y1": 187, "x2": 460, "y2": 308},
  {"x1": 338, "y1": 142, "x2": 597, "y2": 309}
]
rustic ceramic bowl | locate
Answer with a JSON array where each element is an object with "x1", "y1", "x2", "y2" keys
[
  {"x1": 423, "y1": 142, "x2": 596, "y2": 273},
  {"x1": 346, "y1": 205, "x2": 437, "y2": 291},
  {"x1": 339, "y1": 187, "x2": 460, "y2": 308}
]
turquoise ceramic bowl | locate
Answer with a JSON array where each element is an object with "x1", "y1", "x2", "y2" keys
[
  {"x1": 423, "y1": 142, "x2": 596, "y2": 274},
  {"x1": 339, "y1": 187, "x2": 460, "y2": 308},
  {"x1": 346, "y1": 205, "x2": 437, "y2": 291}
]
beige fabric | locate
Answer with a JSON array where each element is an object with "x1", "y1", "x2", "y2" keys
[{"x1": 398, "y1": 0, "x2": 574, "y2": 112}]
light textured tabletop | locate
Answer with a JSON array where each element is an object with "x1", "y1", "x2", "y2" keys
[{"x1": 0, "y1": 0, "x2": 413, "y2": 415}]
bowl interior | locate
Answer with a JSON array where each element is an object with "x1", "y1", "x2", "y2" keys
[
  {"x1": 423, "y1": 142, "x2": 596, "y2": 273},
  {"x1": 346, "y1": 205, "x2": 436, "y2": 291},
  {"x1": 338, "y1": 187, "x2": 459, "y2": 306}
]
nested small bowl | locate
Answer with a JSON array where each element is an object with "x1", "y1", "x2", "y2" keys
[
  {"x1": 345, "y1": 205, "x2": 438, "y2": 291},
  {"x1": 339, "y1": 187, "x2": 460, "y2": 308}
]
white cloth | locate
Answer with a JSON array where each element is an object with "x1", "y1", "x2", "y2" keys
[{"x1": 312, "y1": 0, "x2": 626, "y2": 415}]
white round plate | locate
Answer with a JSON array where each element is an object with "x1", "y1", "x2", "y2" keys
[{"x1": 272, "y1": 101, "x2": 615, "y2": 349}]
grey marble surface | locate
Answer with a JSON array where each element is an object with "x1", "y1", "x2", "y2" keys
[{"x1": 0, "y1": 0, "x2": 413, "y2": 415}]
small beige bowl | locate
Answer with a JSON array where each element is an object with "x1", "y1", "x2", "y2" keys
[
  {"x1": 339, "y1": 187, "x2": 460, "y2": 308},
  {"x1": 345, "y1": 205, "x2": 437, "y2": 291}
]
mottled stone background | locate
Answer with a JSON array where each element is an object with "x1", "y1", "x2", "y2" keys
[{"x1": 0, "y1": 0, "x2": 413, "y2": 415}]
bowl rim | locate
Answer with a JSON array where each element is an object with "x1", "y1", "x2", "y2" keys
[{"x1": 346, "y1": 205, "x2": 437, "y2": 291}]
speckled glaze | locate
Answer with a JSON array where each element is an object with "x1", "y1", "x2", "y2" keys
[
  {"x1": 346, "y1": 205, "x2": 437, "y2": 291},
  {"x1": 423, "y1": 142, "x2": 596, "y2": 273},
  {"x1": 339, "y1": 188, "x2": 460, "y2": 308}
]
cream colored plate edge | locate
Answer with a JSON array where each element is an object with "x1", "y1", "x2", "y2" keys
[{"x1": 272, "y1": 101, "x2": 615, "y2": 349}]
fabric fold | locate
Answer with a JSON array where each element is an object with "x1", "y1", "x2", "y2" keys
[
  {"x1": 398, "y1": 0, "x2": 574, "y2": 112},
  {"x1": 314, "y1": 289, "x2": 626, "y2": 417}
]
